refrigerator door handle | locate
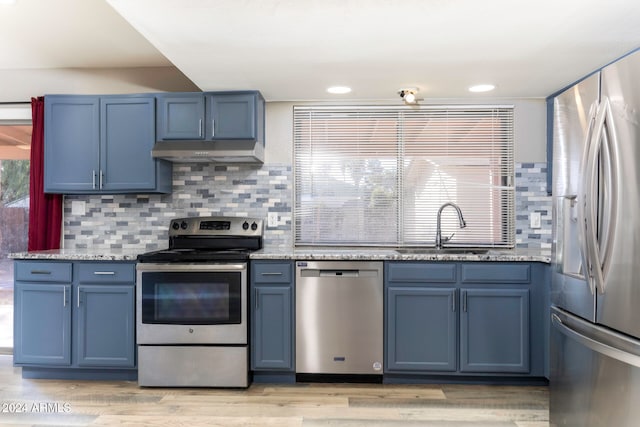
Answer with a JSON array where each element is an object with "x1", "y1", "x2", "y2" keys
[
  {"x1": 552, "y1": 312, "x2": 640, "y2": 368},
  {"x1": 598, "y1": 99, "x2": 619, "y2": 294},
  {"x1": 584, "y1": 98, "x2": 610, "y2": 294},
  {"x1": 577, "y1": 101, "x2": 599, "y2": 295}
]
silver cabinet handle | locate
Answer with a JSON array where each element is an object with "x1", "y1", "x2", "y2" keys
[
  {"x1": 261, "y1": 272, "x2": 283, "y2": 276},
  {"x1": 255, "y1": 288, "x2": 259, "y2": 310},
  {"x1": 30, "y1": 270, "x2": 51, "y2": 275},
  {"x1": 94, "y1": 271, "x2": 115, "y2": 276},
  {"x1": 77, "y1": 289, "x2": 81, "y2": 307},
  {"x1": 99, "y1": 170, "x2": 104, "y2": 189},
  {"x1": 462, "y1": 291, "x2": 467, "y2": 312},
  {"x1": 211, "y1": 119, "x2": 215, "y2": 138},
  {"x1": 199, "y1": 119, "x2": 203, "y2": 137},
  {"x1": 92, "y1": 170, "x2": 97, "y2": 189},
  {"x1": 63, "y1": 286, "x2": 67, "y2": 307},
  {"x1": 452, "y1": 289, "x2": 456, "y2": 312}
]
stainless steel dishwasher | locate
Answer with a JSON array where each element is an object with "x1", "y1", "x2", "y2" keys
[{"x1": 295, "y1": 260, "x2": 383, "y2": 376}]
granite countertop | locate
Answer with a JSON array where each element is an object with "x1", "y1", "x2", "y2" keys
[
  {"x1": 251, "y1": 247, "x2": 551, "y2": 263},
  {"x1": 9, "y1": 248, "x2": 141, "y2": 262},
  {"x1": 10, "y1": 247, "x2": 551, "y2": 264}
]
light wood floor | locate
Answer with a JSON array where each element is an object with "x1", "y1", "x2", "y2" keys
[{"x1": 0, "y1": 356, "x2": 549, "y2": 426}]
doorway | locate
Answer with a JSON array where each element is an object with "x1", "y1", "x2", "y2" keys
[{"x1": 0, "y1": 107, "x2": 31, "y2": 353}]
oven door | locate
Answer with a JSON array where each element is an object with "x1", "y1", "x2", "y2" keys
[{"x1": 136, "y1": 263, "x2": 247, "y2": 345}]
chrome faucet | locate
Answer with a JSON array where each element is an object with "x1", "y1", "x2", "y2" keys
[{"x1": 435, "y1": 202, "x2": 467, "y2": 249}]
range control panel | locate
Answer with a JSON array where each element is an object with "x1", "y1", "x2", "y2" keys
[{"x1": 168, "y1": 216, "x2": 263, "y2": 237}]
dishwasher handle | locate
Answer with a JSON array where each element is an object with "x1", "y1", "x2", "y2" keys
[
  {"x1": 300, "y1": 268, "x2": 380, "y2": 278},
  {"x1": 319, "y1": 269, "x2": 360, "y2": 277}
]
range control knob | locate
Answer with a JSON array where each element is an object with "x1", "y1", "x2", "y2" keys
[
  {"x1": 242, "y1": 221, "x2": 250, "y2": 230},
  {"x1": 251, "y1": 222, "x2": 258, "y2": 231},
  {"x1": 171, "y1": 222, "x2": 180, "y2": 230},
  {"x1": 180, "y1": 221, "x2": 188, "y2": 230}
]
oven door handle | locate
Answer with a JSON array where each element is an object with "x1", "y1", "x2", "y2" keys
[{"x1": 136, "y1": 263, "x2": 247, "y2": 272}]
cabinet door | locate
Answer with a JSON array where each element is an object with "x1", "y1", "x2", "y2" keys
[
  {"x1": 386, "y1": 287, "x2": 457, "y2": 372},
  {"x1": 460, "y1": 288, "x2": 530, "y2": 373},
  {"x1": 207, "y1": 93, "x2": 256, "y2": 140},
  {"x1": 44, "y1": 96, "x2": 100, "y2": 193},
  {"x1": 76, "y1": 285, "x2": 135, "y2": 367},
  {"x1": 14, "y1": 283, "x2": 71, "y2": 366},
  {"x1": 252, "y1": 285, "x2": 293, "y2": 370},
  {"x1": 100, "y1": 97, "x2": 157, "y2": 191},
  {"x1": 156, "y1": 94, "x2": 205, "y2": 140}
]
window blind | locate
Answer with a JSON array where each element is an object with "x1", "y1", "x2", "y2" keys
[{"x1": 293, "y1": 105, "x2": 515, "y2": 248}]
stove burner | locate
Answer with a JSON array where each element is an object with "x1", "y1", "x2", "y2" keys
[{"x1": 136, "y1": 216, "x2": 263, "y2": 263}]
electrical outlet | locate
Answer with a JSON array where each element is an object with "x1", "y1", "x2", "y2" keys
[
  {"x1": 530, "y1": 212, "x2": 541, "y2": 229},
  {"x1": 267, "y1": 212, "x2": 279, "y2": 228}
]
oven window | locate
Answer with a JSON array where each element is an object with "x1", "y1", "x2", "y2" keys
[{"x1": 141, "y1": 272, "x2": 242, "y2": 325}]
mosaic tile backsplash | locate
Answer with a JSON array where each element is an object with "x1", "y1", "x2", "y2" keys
[
  {"x1": 515, "y1": 162, "x2": 552, "y2": 255},
  {"x1": 63, "y1": 162, "x2": 551, "y2": 255}
]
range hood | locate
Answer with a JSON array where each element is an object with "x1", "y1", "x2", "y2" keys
[{"x1": 152, "y1": 140, "x2": 264, "y2": 163}]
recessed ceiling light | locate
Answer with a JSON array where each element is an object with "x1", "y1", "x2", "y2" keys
[
  {"x1": 327, "y1": 86, "x2": 352, "y2": 94},
  {"x1": 468, "y1": 84, "x2": 496, "y2": 93},
  {"x1": 0, "y1": 0, "x2": 17, "y2": 5}
]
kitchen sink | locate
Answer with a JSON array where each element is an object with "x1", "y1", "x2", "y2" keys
[{"x1": 394, "y1": 248, "x2": 492, "y2": 255}]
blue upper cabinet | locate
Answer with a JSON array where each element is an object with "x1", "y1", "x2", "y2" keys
[
  {"x1": 157, "y1": 91, "x2": 264, "y2": 143},
  {"x1": 156, "y1": 94, "x2": 205, "y2": 140},
  {"x1": 44, "y1": 95, "x2": 171, "y2": 194},
  {"x1": 100, "y1": 97, "x2": 164, "y2": 192},
  {"x1": 44, "y1": 96, "x2": 100, "y2": 192},
  {"x1": 207, "y1": 92, "x2": 258, "y2": 140}
]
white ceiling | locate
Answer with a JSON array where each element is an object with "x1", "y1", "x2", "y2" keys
[
  {"x1": 1, "y1": 0, "x2": 640, "y2": 103},
  {"x1": 106, "y1": 0, "x2": 640, "y2": 101}
]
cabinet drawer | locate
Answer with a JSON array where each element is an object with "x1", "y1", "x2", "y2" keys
[
  {"x1": 461, "y1": 263, "x2": 530, "y2": 284},
  {"x1": 77, "y1": 263, "x2": 135, "y2": 283},
  {"x1": 252, "y1": 262, "x2": 292, "y2": 284},
  {"x1": 386, "y1": 262, "x2": 456, "y2": 283},
  {"x1": 15, "y1": 261, "x2": 72, "y2": 282}
]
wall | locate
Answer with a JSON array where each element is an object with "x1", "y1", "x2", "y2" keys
[
  {"x1": 62, "y1": 99, "x2": 552, "y2": 255},
  {"x1": 264, "y1": 99, "x2": 547, "y2": 164},
  {"x1": 0, "y1": 67, "x2": 199, "y2": 103}
]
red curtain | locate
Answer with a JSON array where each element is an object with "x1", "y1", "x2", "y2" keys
[{"x1": 28, "y1": 97, "x2": 63, "y2": 251}]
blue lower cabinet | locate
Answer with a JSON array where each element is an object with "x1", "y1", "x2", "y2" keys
[
  {"x1": 460, "y1": 288, "x2": 530, "y2": 373},
  {"x1": 250, "y1": 261, "x2": 295, "y2": 374},
  {"x1": 252, "y1": 286, "x2": 292, "y2": 370},
  {"x1": 13, "y1": 260, "x2": 136, "y2": 376},
  {"x1": 385, "y1": 261, "x2": 543, "y2": 378},
  {"x1": 386, "y1": 287, "x2": 457, "y2": 372},
  {"x1": 76, "y1": 285, "x2": 135, "y2": 367},
  {"x1": 14, "y1": 283, "x2": 72, "y2": 366}
]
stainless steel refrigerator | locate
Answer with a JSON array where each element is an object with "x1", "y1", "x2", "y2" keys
[{"x1": 550, "y1": 49, "x2": 640, "y2": 426}]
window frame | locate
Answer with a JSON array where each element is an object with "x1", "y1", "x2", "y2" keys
[{"x1": 293, "y1": 105, "x2": 515, "y2": 248}]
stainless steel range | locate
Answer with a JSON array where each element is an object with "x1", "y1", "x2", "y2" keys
[{"x1": 136, "y1": 215, "x2": 263, "y2": 387}]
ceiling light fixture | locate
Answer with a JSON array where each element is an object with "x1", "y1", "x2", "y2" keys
[
  {"x1": 468, "y1": 84, "x2": 496, "y2": 93},
  {"x1": 327, "y1": 86, "x2": 352, "y2": 94},
  {"x1": 0, "y1": 0, "x2": 17, "y2": 5},
  {"x1": 398, "y1": 88, "x2": 419, "y2": 104}
]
